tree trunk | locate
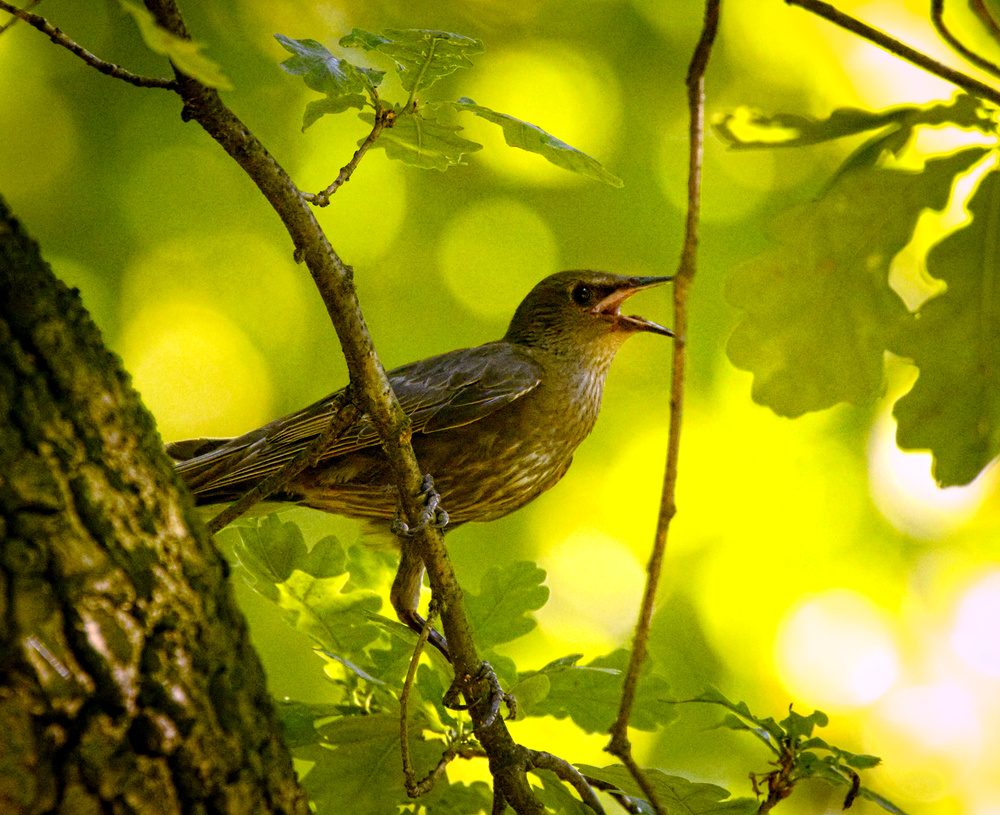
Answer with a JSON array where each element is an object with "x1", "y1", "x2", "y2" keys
[{"x1": 0, "y1": 195, "x2": 307, "y2": 815}]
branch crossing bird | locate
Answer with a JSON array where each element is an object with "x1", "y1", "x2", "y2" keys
[{"x1": 168, "y1": 270, "x2": 673, "y2": 658}]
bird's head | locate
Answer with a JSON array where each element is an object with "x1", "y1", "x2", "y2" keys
[{"x1": 503, "y1": 271, "x2": 673, "y2": 357}]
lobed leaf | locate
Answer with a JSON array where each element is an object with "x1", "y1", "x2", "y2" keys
[
  {"x1": 891, "y1": 163, "x2": 1000, "y2": 485},
  {"x1": 726, "y1": 147, "x2": 989, "y2": 417},
  {"x1": 464, "y1": 561, "x2": 549, "y2": 649},
  {"x1": 577, "y1": 764, "x2": 757, "y2": 815},
  {"x1": 119, "y1": 0, "x2": 232, "y2": 89},
  {"x1": 449, "y1": 98, "x2": 624, "y2": 187},
  {"x1": 361, "y1": 109, "x2": 483, "y2": 170},
  {"x1": 340, "y1": 28, "x2": 484, "y2": 95}
]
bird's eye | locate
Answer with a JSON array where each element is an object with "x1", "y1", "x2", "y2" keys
[{"x1": 571, "y1": 284, "x2": 593, "y2": 306}]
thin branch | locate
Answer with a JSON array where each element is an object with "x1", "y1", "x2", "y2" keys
[
  {"x1": 527, "y1": 751, "x2": 606, "y2": 815},
  {"x1": 0, "y1": 0, "x2": 37, "y2": 34},
  {"x1": 0, "y1": 0, "x2": 177, "y2": 88},
  {"x1": 930, "y1": 0, "x2": 1000, "y2": 80},
  {"x1": 607, "y1": 0, "x2": 719, "y2": 812},
  {"x1": 206, "y1": 393, "x2": 357, "y2": 534},
  {"x1": 970, "y1": 0, "x2": 1000, "y2": 43},
  {"x1": 303, "y1": 99, "x2": 395, "y2": 207},
  {"x1": 401, "y1": 601, "x2": 436, "y2": 796},
  {"x1": 785, "y1": 0, "x2": 1000, "y2": 107},
  {"x1": 581, "y1": 776, "x2": 645, "y2": 815}
]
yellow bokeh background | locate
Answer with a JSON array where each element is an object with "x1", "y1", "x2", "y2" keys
[{"x1": 3, "y1": 1, "x2": 999, "y2": 813}]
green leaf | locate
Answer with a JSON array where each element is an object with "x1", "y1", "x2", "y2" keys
[
  {"x1": 891, "y1": 163, "x2": 1000, "y2": 485},
  {"x1": 299, "y1": 534, "x2": 348, "y2": 578},
  {"x1": 577, "y1": 764, "x2": 757, "y2": 815},
  {"x1": 714, "y1": 95, "x2": 992, "y2": 153},
  {"x1": 726, "y1": 146, "x2": 989, "y2": 417},
  {"x1": 449, "y1": 98, "x2": 624, "y2": 187},
  {"x1": 856, "y1": 787, "x2": 910, "y2": 815},
  {"x1": 780, "y1": 707, "x2": 828, "y2": 741},
  {"x1": 302, "y1": 95, "x2": 367, "y2": 130},
  {"x1": 519, "y1": 650, "x2": 674, "y2": 733},
  {"x1": 686, "y1": 688, "x2": 783, "y2": 750},
  {"x1": 418, "y1": 780, "x2": 495, "y2": 815},
  {"x1": 275, "y1": 34, "x2": 367, "y2": 97},
  {"x1": 297, "y1": 714, "x2": 443, "y2": 815},
  {"x1": 119, "y1": 0, "x2": 232, "y2": 89},
  {"x1": 340, "y1": 28, "x2": 484, "y2": 95},
  {"x1": 531, "y1": 769, "x2": 593, "y2": 815},
  {"x1": 276, "y1": 699, "x2": 354, "y2": 747},
  {"x1": 464, "y1": 561, "x2": 549, "y2": 649},
  {"x1": 230, "y1": 514, "x2": 307, "y2": 586},
  {"x1": 362, "y1": 109, "x2": 483, "y2": 170}
]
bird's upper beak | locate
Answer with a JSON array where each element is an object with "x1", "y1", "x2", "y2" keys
[{"x1": 592, "y1": 276, "x2": 674, "y2": 337}]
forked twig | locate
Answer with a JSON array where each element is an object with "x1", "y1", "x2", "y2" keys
[
  {"x1": 606, "y1": 0, "x2": 720, "y2": 811},
  {"x1": 0, "y1": 0, "x2": 177, "y2": 88}
]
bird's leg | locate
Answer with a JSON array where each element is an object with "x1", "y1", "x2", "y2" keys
[
  {"x1": 391, "y1": 473, "x2": 450, "y2": 537},
  {"x1": 390, "y1": 542, "x2": 451, "y2": 660}
]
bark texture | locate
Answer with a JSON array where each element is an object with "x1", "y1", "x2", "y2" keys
[{"x1": 0, "y1": 195, "x2": 308, "y2": 815}]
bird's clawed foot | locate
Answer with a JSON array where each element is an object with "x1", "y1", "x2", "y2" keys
[
  {"x1": 392, "y1": 473, "x2": 450, "y2": 538},
  {"x1": 442, "y1": 661, "x2": 517, "y2": 728}
]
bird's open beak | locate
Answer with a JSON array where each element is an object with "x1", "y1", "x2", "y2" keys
[{"x1": 592, "y1": 276, "x2": 674, "y2": 337}]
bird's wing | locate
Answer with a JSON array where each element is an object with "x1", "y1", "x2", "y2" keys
[{"x1": 172, "y1": 342, "x2": 542, "y2": 496}]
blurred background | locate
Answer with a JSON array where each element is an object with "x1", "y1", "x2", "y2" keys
[{"x1": 2, "y1": 0, "x2": 999, "y2": 811}]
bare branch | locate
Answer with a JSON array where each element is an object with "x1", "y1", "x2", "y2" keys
[
  {"x1": 930, "y1": 0, "x2": 1000, "y2": 80},
  {"x1": 304, "y1": 100, "x2": 396, "y2": 207},
  {"x1": 786, "y1": 0, "x2": 1000, "y2": 106},
  {"x1": 607, "y1": 1, "x2": 720, "y2": 812},
  {"x1": 206, "y1": 392, "x2": 357, "y2": 534},
  {"x1": 401, "y1": 602, "x2": 437, "y2": 796},
  {"x1": 0, "y1": 0, "x2": 177, "y2": 88}
]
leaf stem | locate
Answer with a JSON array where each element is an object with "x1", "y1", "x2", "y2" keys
[
  {"x1": 0, "y1": 0, "x2": 177, "y2": 88},
  {"x1": 303, "y1": 96, "x2": 395, "y2": 206},
  {"x1": 405, "y1": 34, "x2": 438, "y2": 109},
  {"x1": 606, "y1": 0, "x2": 719, "y2": 811}
]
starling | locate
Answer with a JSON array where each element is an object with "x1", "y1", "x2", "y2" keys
[{"x1": 169, "y1": 270, "x2": 672, "y2": 656}]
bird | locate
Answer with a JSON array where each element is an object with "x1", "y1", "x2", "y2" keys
[{"x1": 168, "y1": 270, "x2": 672, "y2": 658}]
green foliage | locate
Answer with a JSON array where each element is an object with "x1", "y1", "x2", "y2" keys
[
  {"x1": 576, "y1": 763, "x2": 757, "y2": 815},
  {"x1": 689, "y1": 689, "x2": 905, "y2": 814},
  {"x1": 273, "y1": 29, "x2": 621, "y2": 183},
  {"x1": 119, "y1": 0, "x2": 232, "y2": 89},
  {"x1": 721, "y1": 93, "x2": 1000, "y2": 483},
  {"x1": 891, "y1": 164, "x2": 1000, "y2": 486}
]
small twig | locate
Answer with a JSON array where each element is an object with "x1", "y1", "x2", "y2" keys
[
  {"x1": 401, "y1": 600, "x2": 438, "y2": 796},
  {"x1": 931, "y1": 0, "x2": 1000, "y2": 80},
  {"x1": 606, "y1": 3, "x2": 719, "y2": 814},
  {"x1": 785, "y1": 0, "x2": 1000, "y2": 107},
  {"x1": 303, "y1": 101, "x2": 395, "y2": 206},
  {"x1": 0, "y1": 0, "x2": 177, "y2": 88},
  {"x1": 527, "y1": 751, "x2": 606, "y2": 815},
  {"x1": 207, "y1": 393, "x2": 357, "y2": 533},
  {"x1": 970, "y1": 0, "x2": 1000, "y2": 43}
]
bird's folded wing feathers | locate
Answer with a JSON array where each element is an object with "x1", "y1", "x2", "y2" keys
[{"x1": 172, "y1": 343, "x2": 542, "y2": 495}]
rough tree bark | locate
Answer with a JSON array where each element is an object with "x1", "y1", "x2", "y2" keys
[{"x1": 0, "y1": 194, "x2": 307, "y2": 814}]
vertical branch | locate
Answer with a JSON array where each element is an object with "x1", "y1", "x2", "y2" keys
[{"x1": 606, "y1": 0, "x2": 720, "y2": 810}]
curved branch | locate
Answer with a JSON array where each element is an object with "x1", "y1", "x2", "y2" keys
[
  {"x1": 930, "y1": 0, "x2": 1000, "y2": 80},
  {"x1": 0, "y1": 0, "x2": 177, "y2": 88}
]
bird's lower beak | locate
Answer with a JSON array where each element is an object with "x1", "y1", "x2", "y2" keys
[{"x1": 593, "y1": 276, "x2": 674, "y2": 337}]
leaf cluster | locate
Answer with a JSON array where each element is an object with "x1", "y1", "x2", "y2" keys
[
  {"x1": 274, "y1": 28, "x2": 622, "y2": 183},
  {"x1": 717, "y1": 93, "x2": 1000, "y2": 485}
]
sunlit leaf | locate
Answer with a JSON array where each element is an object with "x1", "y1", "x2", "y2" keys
[
  {"x1": 856, "y1": 787, "x2": 910, "y2": 815},
  {"x1": 274, "y1": 34, "x2": 368, "y2": 97},
  {"x1": 340, "y1": 28, "x2": 484, "y2": 95},
  {"x1": 892, "y1": 164, "x2": 1000, "y2": 486},
  {"x1": 229, "y1": 514, "x2": 307, "y2": 585},
  {"x1": 449, "y1": 98, "x2": 623, "y2": 187},
  {"x1": 302, "y1": 95, "x2": 367, "y2": 130},
  {"x1": 360, "y1": 109, "x2": 482, "y2": 170},
  {"x1": 726, "y1": 147, "x2": 989, "y2": 417},
  {"x1": 780, "y1": 707, "x2": 828, "y2": 740},
  {"x1": 465, "y1": 561, "x2": 549, "y2": 649},
  {"x1": 577, "y1": 764, "x2": 757, "y2": 815},
  {"x1": 119, "y1": 0, "x2": 232, "y2": 89}
]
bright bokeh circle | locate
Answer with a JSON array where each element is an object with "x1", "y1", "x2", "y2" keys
[
  {"x1": 774, "y1": 589, "x2": 899, "y2": 708},
  {"x1": 118, "y1": 301, "x2": 274, "y2": 441},
  {"x1": 437, "y1": 198, "x2": 558, "y2": 320},
  {"x1": 461, "y1": 43, "x2": 621, "y2": 185},
  {"x1": 952, "y1": 571, "x2": 1000, "y2": 677}
]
